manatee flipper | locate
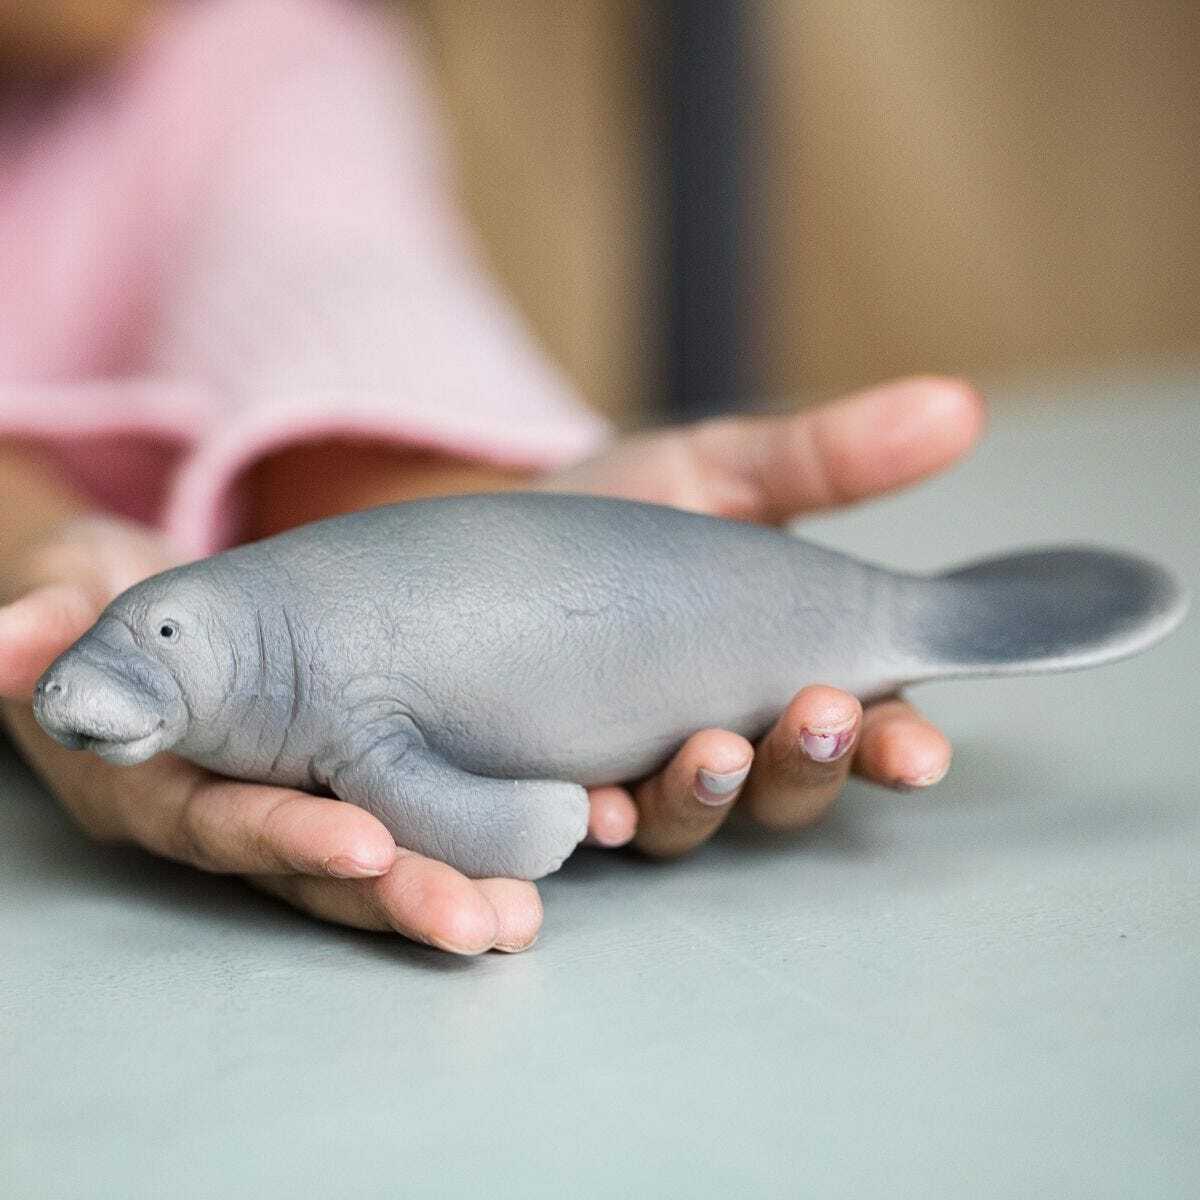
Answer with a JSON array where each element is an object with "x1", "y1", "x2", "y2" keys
[
  {"x1": 313, "y1": 731, "x2": 589, "y2": 881},
  {"x1": 907, "y1": 546, "x2": 1189, "y2": 683}
]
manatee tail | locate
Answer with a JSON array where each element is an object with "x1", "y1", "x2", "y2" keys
[{"x1": 903, "y1": 546, "x2": 1188, "y2": 683}]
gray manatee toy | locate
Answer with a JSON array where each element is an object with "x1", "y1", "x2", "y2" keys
[{"x1": 32, "y1": 492, "x2": 1188, "y2": 879}]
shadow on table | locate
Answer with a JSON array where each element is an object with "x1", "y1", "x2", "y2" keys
[
  {"x1": 568, "y1": 733, "x2": 1192, "y2": 877},
  {"x1": 2, "y1": 734, "x2": 1188, "y2": 955}
]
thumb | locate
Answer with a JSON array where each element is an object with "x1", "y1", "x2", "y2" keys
[
  {"x1": 0, "y1": 583, "x2": 103, "y2": 700},
  {"x1": 685, "y1": 376, "x2": 986, "y2": 523}
]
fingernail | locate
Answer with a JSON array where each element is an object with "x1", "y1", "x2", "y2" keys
[
  {"x1": 324, "y1": 854, "x2": 389, "y2": 879},
  {"x1": 800, "y1": 723, "x2": 857, "y2": 763},
  {"x1": 493, "y1": 931, "x2": 540, "y2": 954},
  {"x1": 694, "y1": 763, "x2": 750, "y2": 806},
  {"x1": 897, "y1": 763, "x2": 950, "y2": 790}
]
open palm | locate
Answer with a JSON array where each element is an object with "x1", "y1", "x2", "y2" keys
[
  {"x1": 0, "y1": 518, "x2": 536, "y2": 955},
  {"x1": 0, "y1": 376, "x2": 983, "y2": 954}
]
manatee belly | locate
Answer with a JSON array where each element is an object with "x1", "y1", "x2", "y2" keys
[
  {"x1": 391, "y1": 533, "x2": 896, "y2": 783},
  {"x1": 264, "y1": 492, "x2": 902, "y2": 787}
]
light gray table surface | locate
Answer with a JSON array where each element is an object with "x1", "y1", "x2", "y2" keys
[{"x1": 2, "y1": 365, "x2": 1197, "y2": 1199}]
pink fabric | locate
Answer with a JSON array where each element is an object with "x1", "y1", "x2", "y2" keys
[{"x1": 0, "y1": 0, "x2": 609, "y2": 555}]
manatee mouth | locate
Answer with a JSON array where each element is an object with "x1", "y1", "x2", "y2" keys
[
  {"x1": 33, "y1": 619, "x2": 186, "y2": 766},
  {"x1": 68, "y1": 720, "x2": 172, "y2": 766},
  {"x1": 35, "y1": 689, "x2": 181, "y2": 766}
]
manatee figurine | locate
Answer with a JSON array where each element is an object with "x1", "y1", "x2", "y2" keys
[{"x1": 32, "y1": 492, "x2": 1188, "y2": 879}]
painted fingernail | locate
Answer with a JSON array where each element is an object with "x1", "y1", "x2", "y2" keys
[
  {"x1": 324, "y1": 854, "x2": 389, "y2": 879},
  {"x1": 800, "y1": 723, "x2": 856, "y2": 763},
  {"x1": 694, "y1": 763, "x2": 750, "y2": 806}
]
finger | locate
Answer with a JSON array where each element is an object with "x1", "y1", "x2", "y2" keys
[
  {"x1": 0, "y1": 697, "x2": 134, "y2": 842},
  {"x1": 0, "y1": 584, "x2": 102, "y2": 698},
  {"x1": 741, "y1": 686, "x2": 861, "y2": 829},
  {"x1": 633, "y1": 728, "x2": 753, "y2": 858},
  {"x1": 152, "y1": 772, "x2": 398, "y2": 878},
  {"x1": 474, "y1": 877, "x2": 544, "y2": 952},
  {"x1": 854, "y1": 697, "x2": 951, "y2": 790},
  {"x1": 24, "y1": 514, "x2": 180, "y2": 597},
  {"x1": 584, "y1": 785, "x2": 638, "y2": 847},
  {"x1": 250, "y1": 849, "x2": 519, "y2": 955},
  {"x1": 2, "y1": 695, "x2": 401, "y2": 879},
  {"x1": 685, "y1": 376, "x2": 986, "y2": 523}
]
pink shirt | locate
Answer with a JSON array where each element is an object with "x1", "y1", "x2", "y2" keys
[{"x1": 0, "y1": 0, "x2": 608, "y2": 556}]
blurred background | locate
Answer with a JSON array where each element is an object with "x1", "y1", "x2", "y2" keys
[
  {"x1": 416, "y1": 0, "x2": 1200, "y2": 424},
  {"x1": 9, "y1": 0, "x2": 1197, "y2": 425}
]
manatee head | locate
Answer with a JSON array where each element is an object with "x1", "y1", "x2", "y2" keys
[{"x1": 33, "y1": 566, "x2": 236, "y2": 766}]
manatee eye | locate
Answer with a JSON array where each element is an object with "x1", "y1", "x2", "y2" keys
[{"x1": 158, "y1": 620, "x2": 181, "y2": 643}]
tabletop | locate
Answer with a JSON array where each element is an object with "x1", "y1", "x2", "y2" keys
[{"x1": 2, "y1": 363, "x2": 1197, "y2": 1199}]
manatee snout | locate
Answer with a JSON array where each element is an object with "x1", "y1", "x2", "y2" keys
[{"x1": 34, "y1": 621, "x2": 186, "y2": 766}]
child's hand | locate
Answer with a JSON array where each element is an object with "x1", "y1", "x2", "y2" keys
[
  {"x1": 0, "y1": 516, "x2": 544, "y2": 954},
  {"x1": 540, "y1": 376, "x2": 986, "y2": 856}
]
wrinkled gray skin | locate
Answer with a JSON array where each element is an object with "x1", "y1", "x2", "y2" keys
[{"x1": 33, "y1": 493, "x2": 1188, "y2": 879}]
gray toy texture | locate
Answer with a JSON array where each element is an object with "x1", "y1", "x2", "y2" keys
[{"x1": 32, "y1": 492, "x2": 1188, "y2": 879}]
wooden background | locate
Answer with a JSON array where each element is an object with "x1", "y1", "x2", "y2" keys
[{"x1": 419, "y1": 2, "x2": 1200, "y2": 423}]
